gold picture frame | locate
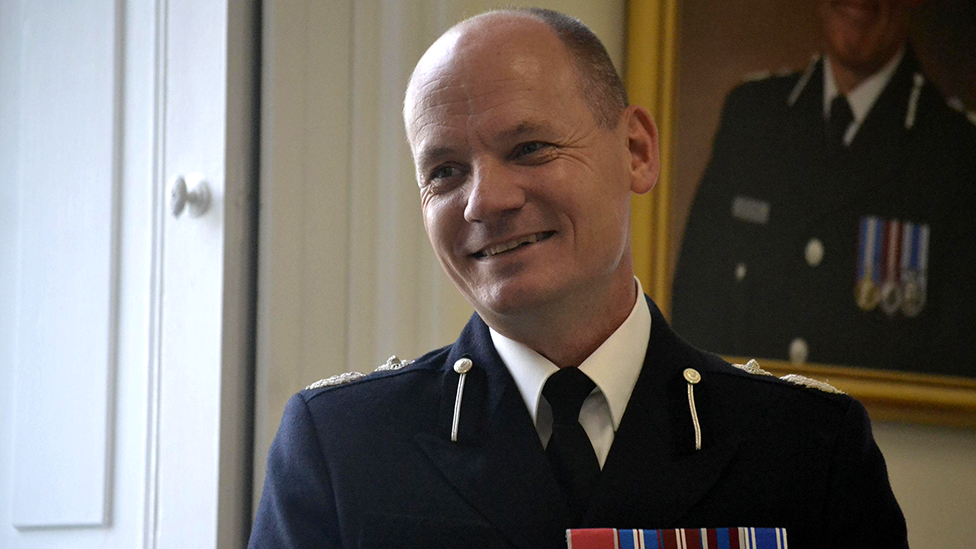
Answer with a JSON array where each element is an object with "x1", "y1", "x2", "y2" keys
[{"x1": 626, "y1": 0, "x2": 976, "y2": 428}]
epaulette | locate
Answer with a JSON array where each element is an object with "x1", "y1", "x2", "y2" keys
[
  {"x1": 779, "y1": 374, "x2": 845, "y2": 394},
  {"x1": 732, "y1": 358, "x2": 776, "y2": 377},
  {"x1": 305, "y1": 355, "x2": 414, "y2": 390},
  {"x1": 732, "y1": 359, "x2": 844, "y2": 395},
  {"x1": 741, "y1": 63, "x2": 802, "y2": 83},
  {"x1": 741, "y1": 70, "x2": 771, "y2": 83},
  {"x1": 946, "y1": 97, "x2": 976, "y2": 128},
  {"x1": 774, "y1": 66, "x2": 795, "y2": 78}
]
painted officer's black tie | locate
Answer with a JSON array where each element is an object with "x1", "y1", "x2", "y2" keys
[
  {"x1": 543, "y1": 367, "x2": 600, "y2": 526},
  {"x1": 827, "y1": 94, "x2": 854, "y2": 157}
]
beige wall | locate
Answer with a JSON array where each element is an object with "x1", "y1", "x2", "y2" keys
[{"x1": 875, "y1": 422, "x2": 976, "y2": 547}]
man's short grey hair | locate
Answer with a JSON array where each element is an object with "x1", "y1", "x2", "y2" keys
[{"x1": 508, "y1": 7, "x2": 630, "y2": 128}]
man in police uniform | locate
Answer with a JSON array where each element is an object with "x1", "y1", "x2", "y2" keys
[
  {"x1": 249, "y1": 8, "x2": 907, "y2": 548},
  {"x1": 672, "y1": 0, "x2": 976, "y2": 373}
]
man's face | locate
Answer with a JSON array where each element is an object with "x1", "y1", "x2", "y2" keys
[
  {"x1": 405, "y1": 18, "x2": 642, "y2": 322},
  {"x1": 819, "y1": 0, "x2": 913, "y2": 74}
]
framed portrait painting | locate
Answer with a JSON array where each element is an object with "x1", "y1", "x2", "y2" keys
[{"x1": 626, "y1": 0, "x2": 976, "y2": 426}]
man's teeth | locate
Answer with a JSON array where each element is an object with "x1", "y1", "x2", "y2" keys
[{"x1": 484, "y1": 233, "x2": 542, "y2": 257}]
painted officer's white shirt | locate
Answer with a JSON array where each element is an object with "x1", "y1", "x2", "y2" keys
[
  {"x1": 489, "y1": 278, "x2": 651, "y2": 469},
  {"x1": 823, "y1": 46, "x2": 905, "y2": 146}
]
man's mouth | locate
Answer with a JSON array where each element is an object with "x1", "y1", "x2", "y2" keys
[{"x1": 473, "y1": 231, "x2": 556, "y2": 259}]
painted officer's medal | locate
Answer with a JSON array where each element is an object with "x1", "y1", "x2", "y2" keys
[
  {"x1": 856, "y1": 216, "x2": 883, "y2": 311},
  {"x1": 856, "y1": 277, "x2": 880, "y2": 311},
  {"x1": 902, "y1": 274, "x2": 925, "y2": 317},
  {"x1": 900, "y1": 222, "x2": 930, "y2": 317},
  {"x1": 879, "y1": 219, "x2": 903, "y2": 316},
  {"x1": 857, "y1": 216, "x2": 930, "y2": 317},
  {"x1": 880, "y1": 282, "x2": 902, "y2": 315}
]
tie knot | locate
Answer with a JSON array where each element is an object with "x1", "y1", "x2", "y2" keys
[{"x1": 543, "y1": 368, "x2": 595, "y2": 426}]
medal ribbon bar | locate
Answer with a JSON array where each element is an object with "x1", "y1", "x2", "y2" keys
[{"x1": 567, "y1": 527, "x2": 788, "y2": 549}]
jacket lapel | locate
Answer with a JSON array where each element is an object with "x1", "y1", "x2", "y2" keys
[
  {"x1": 583, "y1": 299, "x2": 740, "y2": 528},
  {"x1": 838, "y1": 48, "x2": 918, "y2": 208},
  {"x1": 767, "y1": 60, "x2": 834, "y2": 234},
  {"x1": 781, "y1": 60, "x2": 830, "y2": 190},
  {"x1": 414, "y1": 315, "x2": 566, "y2": 549},
  {"x1": 415, "y1": 302, "x2": 742, "y2": 537}
]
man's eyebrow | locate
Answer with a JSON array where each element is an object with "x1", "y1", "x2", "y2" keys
[
  {"x1": 415, "y1": 121, "x2": 550, "y2": 167},
  {"x1": 416, "y1": 146, "x2": 456, "y2": 168},
  {"x1": 497, "y1": 121, "x2": 547, "y2": 141}
]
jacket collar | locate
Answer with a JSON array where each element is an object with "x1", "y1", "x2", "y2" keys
[
  {"x1": 414, "y1": 297, "x2": 739, "y2": 547},
  {"x1": 585, "y1": 297, "x2": 740, "y2": 527},
  {"x1": 415, "y1": 314, "x2": 567, "y2": 549}
]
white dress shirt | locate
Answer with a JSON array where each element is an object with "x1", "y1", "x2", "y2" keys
[
  {"x1": 489, "y1": 278, "x2": 651, "y2": 468},
  {"x1": 823, "y1": 47, "x2": 904, "y2": 146}
]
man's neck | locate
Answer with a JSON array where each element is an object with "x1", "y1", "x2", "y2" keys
[
  {"x1": 827, "y1": 45, "x2": 904, "y2": 96},
  {"x1": 483, "y1": 275, "x2": 638, "y2": 369}
]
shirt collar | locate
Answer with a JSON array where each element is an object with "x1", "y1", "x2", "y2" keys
[
  {"x1": 823, "y1": 46, "x2": 904, "y2": 124},
  {"x1": 489, "y1": 278, "x2": 651, "y2": 431}
]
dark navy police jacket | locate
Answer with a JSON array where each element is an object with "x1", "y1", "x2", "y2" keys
[{"x1": 249, "y1": 298, "x2": 908, "y2": 548}]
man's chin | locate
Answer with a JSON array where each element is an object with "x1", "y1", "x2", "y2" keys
[
  {"x1": 469, "y1": 282, "x2": 559, "y2": 322},
  {"x1": 834, "y1": 44, "x2": 893, "y2": 75},
  {"x1": 825, "y1": 16, "x2": 904, "y2": 73}
]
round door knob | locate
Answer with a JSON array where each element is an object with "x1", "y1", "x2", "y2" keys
[{"x1": 169, "y1": 174, "x2": 211, "y2": 218}]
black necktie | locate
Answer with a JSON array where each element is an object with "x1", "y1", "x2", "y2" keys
[
  {"x1": 827, "y1": 94, "x2": 854, "y2": 156},
  {"x1": 543, "y1": 367, "x2": 600, "y2": 526}
]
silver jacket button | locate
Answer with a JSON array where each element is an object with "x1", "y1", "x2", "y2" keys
[
  {"x1": 789, "y1": 338, "x2": 809, "y2": 365},
  {"x1": 453, "y1": 358, "x2": 473, "y2": 374},
  {"x1": 805, "y1": 238, "x2": 824, "y2": 267},
  {"x1": 734, "y1": 262, "x2": 747, "y2": 282}
]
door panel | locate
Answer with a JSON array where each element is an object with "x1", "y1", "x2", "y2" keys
[
  {"x1": 10, "y1": 0, "x2": 119, "y2": 528},
  {"x1": 1, "y1": 0, "x2": 156, "y2": 546},
  {"x1": 0, "y1": 0, "x2": 254, "y2": 547}
]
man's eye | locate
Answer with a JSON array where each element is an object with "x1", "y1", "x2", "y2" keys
[
  {"x1": 511, "y1": 141, "x2": 550, "y2": 158},
  {"x1": 425, "y1": 165, "x2": 464, "y2": 187}
]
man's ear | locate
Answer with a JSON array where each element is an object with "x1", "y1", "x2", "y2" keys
[{"x1": 623, "y1": 105, "x2": 659, "y2": 195}]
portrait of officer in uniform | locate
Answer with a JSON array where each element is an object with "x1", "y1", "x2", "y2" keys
[
  {"x1": 249, "y1": 8, "x2": 907, "y2": 548},
  {"x1": 672, "y1": 0, "x2": 976, "y2": 376}
]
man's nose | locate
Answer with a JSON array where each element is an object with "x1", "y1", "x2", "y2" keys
[{"x1": 463, "y1": 163, "x2": 526, "y2": 223}]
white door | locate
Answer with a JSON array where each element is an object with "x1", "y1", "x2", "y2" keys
[{"x1": 0, "y1": 0, "x2": 255, "y2": 547}]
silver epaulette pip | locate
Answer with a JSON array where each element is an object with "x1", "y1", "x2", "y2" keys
[
  {"x1": 305, "y1": 355, "x2": 414, "y2": 390},
  {"x1": 732, "y1": 359, "x2": 844, "y2": 395}
]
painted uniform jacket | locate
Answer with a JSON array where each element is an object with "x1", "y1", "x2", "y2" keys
[
  {"x1": 249, "y1": 298, "x2": 907, "y2": 549},
  {"x1": 672, "y1": 48, "x2": 976, "y2": 375}
]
